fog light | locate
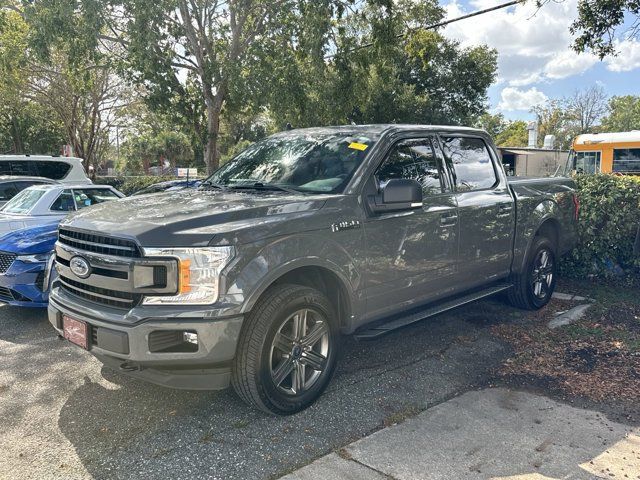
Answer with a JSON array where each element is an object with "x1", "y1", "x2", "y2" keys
[{"x1": 183, "y1": 332, "x2": 198, "y2": 345}]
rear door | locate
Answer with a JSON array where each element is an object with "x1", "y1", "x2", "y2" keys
[
  {"x1": 438, "y1": 134, "x2": 514, "y2": 288},
  {"x1": 362, "y1": 135, "x2": 459, "y2": 320}
]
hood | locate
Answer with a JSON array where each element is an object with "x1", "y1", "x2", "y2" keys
[
  {"x1": 0, "y1": 221, "x2": 59, "y2": 255},
  {"x1": 61, "y1": 189, "x2": 332, "y2": 247}
]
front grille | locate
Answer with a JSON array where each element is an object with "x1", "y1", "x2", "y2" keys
[
  {"x1": 58, "y1": 229, "x2": 141, "y2": 258},
  {"x1": 0, "y1": 286, "x2": 14, "y2": 301},
  {"x1": 0, "y1": 252, "x2": 16, "y2": 273},
  {"x1": 59, "y1": 275, "x2": 142, "y2": 309}
]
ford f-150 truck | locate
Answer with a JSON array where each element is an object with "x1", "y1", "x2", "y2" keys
[{"x1": 48, "y1": 125, "x2": 579, "y2": 414}]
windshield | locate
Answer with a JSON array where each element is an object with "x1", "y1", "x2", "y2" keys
[
  {"x1": 2, "y1": 188, "x2": 47, "y2": 214},
  {"x1": 565, "y1": 149, "x2": 601, "y2": 175},
  {"x1": 206, "y1": 132, "x2": 378, "y2": 193}
]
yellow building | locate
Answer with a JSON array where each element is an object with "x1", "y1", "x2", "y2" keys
[{"x1": 568, "y1": 131, "x2": 640, "y2": 174}]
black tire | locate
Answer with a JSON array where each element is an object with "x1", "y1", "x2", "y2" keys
[
  {"x1": 508, "y1": 236, "x2": 557, "y2": 310},
  {"x1": 231, "y1": 284, "x2": 340, "y2": 415}
]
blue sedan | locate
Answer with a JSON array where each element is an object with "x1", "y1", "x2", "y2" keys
[
  {"x1": 0, "y1": 223, "x2": 58, "y2": 307},
  {"x1": 0, "y1": 184, "x2": 124, "y2": 307}
]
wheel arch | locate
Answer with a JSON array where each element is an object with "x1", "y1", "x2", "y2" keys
[{"x1": 241, "y1": 260, "x2": 355, "y2": 332}]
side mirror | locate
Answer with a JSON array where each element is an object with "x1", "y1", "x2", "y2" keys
[{"x1": 368, "y1": 179, "x2": 423, "y2": 214}]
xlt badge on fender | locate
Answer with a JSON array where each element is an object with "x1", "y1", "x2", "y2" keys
[{"x1": 331, "y1": 220, "x2": 361, "y2": 233}]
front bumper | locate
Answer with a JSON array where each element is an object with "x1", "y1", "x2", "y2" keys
[
  {"x1": 48, "y1": 287, "x2": 244, "y2": 390},
  {"x1": 0, "y1": 260, "x2": 48, "y2": 307}
]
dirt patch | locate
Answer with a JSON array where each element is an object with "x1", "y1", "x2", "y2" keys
[{"x1": 492, "y1": 278, "x2": 640, "y2": 417}]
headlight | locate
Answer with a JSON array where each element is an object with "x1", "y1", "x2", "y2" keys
[
  {"x1": 17, "y1": 253, "x2": 50, "y2": 264},
  {"x1": 141, "y1": 247, "x2": 234, "y2": 305}
]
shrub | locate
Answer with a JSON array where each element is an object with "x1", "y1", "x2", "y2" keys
[
  {"x1": 560, "y1": 174, "x2": 640, "y2": 280},
  {"x1": 95, "y1": 176, "x2": 176, "y2": 195}
]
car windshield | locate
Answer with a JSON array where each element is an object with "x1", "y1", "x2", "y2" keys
[
  {"x1": 206, "y1": 131, "x2": 378, "y2": 193},
  {"x1": 1, "y1": 188, "x2": 47, "y2": 214}
]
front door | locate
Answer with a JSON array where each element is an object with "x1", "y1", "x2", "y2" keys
[
  {"x1": 439, "y1": 135, "x2": 514, "y2": 288},
  {"x1": 362, "y1": 136, "x2": 459, "y2": 322}
]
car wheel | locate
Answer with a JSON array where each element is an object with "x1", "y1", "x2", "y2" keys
[
  {"x1": 231, "y1": 284, "x2": 339, "y2": 415},
  {"x1": 508, "y1": 236, "x2": 557, "y2": 310}
]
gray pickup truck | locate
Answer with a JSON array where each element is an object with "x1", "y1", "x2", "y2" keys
[{"x1": 48, "y1": 125, "x2": 578, "y2": 414}]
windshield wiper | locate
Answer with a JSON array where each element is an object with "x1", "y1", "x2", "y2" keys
[
  {"x1": 229, "y1": 182, "x2": 303, "y2": 195},
  {"x1": 199, "y1": 180, "x2": 228, "y2": 190}
]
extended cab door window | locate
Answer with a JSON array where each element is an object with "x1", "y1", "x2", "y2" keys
[{"x1": 441, "y1": 137, "x2": 497, "y2": 192}]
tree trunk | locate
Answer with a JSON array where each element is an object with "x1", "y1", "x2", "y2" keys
[
  {"x1": 204, "y1": 102, "x2": 225, "y2": 174},
  {"x1": 11, "y1": 115, "x2": 23, "y2": 154}
]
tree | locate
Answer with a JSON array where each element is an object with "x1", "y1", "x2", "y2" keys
[
  {"x1": 476, "y1": 113, "x2": 507, "y2": 139},
  {"x1": 99, "y1": 0, "x2": 312, "y2": 173},
  {"x1": 27, "y1": 59, "x2": 131, "y2": 172},
  {"x1": 564, "y1": 85, "x2": 608, "y2": 134},
  {"x1": 495, "y1": 120, "x2": 528, "y2": 147},
  {"x1": 267, "y1": 0, "x2": 497, "y2": 128},
  {"x1": 601, "y1": 96, "x2": 640, "y2": 132},
  {"x1": 532, "y1": 100, "x2": 574, "y2": 150},
  {"x1": 570, "y1": 0, "x2": 640, "y2": 58}
]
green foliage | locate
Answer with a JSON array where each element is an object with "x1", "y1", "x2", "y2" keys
[
  {"x1": 601, "y1": 96, "x2": 640, "y2": 132},
  {"x1": 121, "y1": 129, "x2": 193, "y2": 174},
  {"x1": 95, "y1": 176, "x2": 176, "y2": 195},
  {"x1": 0, "y1": 9, "x2": 66, "y2": 154},
  {"x1": 266, "y1": 0, "x2": 497, "y2": 128},
  {"x1": 475, "y1": 113, "x2": 528, "y2": 147},
  {"x1": 560, "y1": 174, "x2": 640, "y2": 280},
  {"x1": 495, "y1": 120, "x2": 528, "y2": 147},
  {"x1": 570, "y1": 0, "x2": 640, "y2": 58}
]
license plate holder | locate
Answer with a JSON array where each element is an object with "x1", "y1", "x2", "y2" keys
[{"x1": 63, "y1": 315, "x2": 89, "y2": 350}]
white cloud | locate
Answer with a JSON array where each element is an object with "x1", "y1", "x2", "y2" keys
[
  {"x1": 442, "y1": 0, "x2": 601, "y2": 87},
  {"x1": 544, "y1": 50, "x2": 599, "y2": 79},
  {"x1": 498, "y1": 87, "x2": 548, "y2": 111},
  {"x1": 605, "y1": 39, "x2": 640, "y2": 72}
]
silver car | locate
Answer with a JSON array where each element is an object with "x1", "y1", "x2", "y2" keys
[
  {"x1": 0, "y1": 176, "x2": 57, "y2": 208},
  {"x1": 0, "y1": 184, "x2": 125, "y2": 235}
]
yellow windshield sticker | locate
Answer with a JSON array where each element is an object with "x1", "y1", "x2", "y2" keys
[{"x1": 348, "y1": 142, "x2": 368, "y2": 151}]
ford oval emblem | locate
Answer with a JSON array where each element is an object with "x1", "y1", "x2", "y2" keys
[{"x1": 69, "y1": 256, "x2": 92, "y2": 279}]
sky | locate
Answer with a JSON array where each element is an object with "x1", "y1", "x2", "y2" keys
[{"x1": 441, "y1": 0, "x2": 640, "y2": 120}]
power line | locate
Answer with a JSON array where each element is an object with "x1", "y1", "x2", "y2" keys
[{"x1": 324, "y1": 0, "x2": 524, "y2": 59}]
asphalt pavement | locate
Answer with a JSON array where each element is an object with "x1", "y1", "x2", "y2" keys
[{"x1": 0, "y1": 299, "x2": 514, "y2": 480}]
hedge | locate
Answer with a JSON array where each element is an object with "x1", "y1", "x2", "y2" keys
[
  {"x1": 559, "y1": 174, "x2": 640, "y2": 280},
  {"x1": 95, "y1": 176, "x2": 178, "y2": 195}
]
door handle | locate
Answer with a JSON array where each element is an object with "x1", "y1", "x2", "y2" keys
[
  {"x1": 440, "y1": 213, "x2": 458, "y2": 226},
  {"x1": 497, "y1": 205, "x2": 513, "y2": 217}
]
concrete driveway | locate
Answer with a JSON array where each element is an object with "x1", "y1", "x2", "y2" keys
[
  {"x1": 0, "y1": 299, "x2": 511, "y2": 479},
  {"x1": 283, "y1": 388, "x2": 640, "y2": 480}
]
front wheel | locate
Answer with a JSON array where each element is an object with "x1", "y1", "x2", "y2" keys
[
  {"x1": 508, "y1": 236, "x2": 557, "y2": 310},
  {"x1": 231, "y1": 284, "x2": 339, "y2": 415}
]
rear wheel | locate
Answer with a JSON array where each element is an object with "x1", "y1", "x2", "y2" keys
[
  {"x1": 231, "y1": 284, "x2": 339, "y2": 415},
  {"x1": 508, "y1": 236, "x2": 557, "y2": 310}
]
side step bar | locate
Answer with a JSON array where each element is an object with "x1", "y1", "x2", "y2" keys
[{"x1": 354, "y1": 283, "x2": 513, "y2": 340}]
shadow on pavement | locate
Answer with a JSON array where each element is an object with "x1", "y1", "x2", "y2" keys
[{"x1": 54, "y1": 299, "x2": 517, "y2": 480}]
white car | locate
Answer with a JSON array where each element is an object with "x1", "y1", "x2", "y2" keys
[
  {"x1": 0, "y1": 156, "x2": 91, "y2": 184},
  {"x1": 0, "y1": 184, "x2": 125, "y2": 235}
]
